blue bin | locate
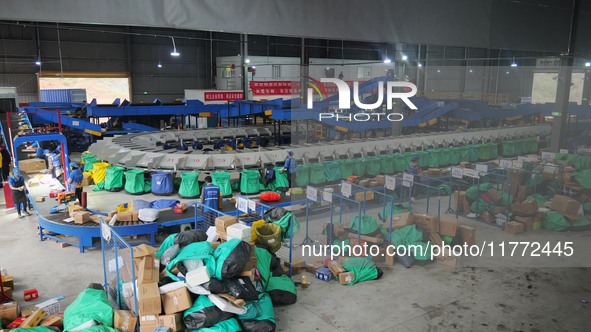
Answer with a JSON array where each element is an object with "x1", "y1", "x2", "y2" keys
[{"x1": 151, "y1": 172, "x2": 173, "y2": 196}]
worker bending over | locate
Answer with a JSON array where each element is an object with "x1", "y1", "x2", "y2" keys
[{"x1": 67, "y1": 162, "x2": 84, "y2": 203}]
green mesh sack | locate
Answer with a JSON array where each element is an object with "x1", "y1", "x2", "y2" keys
[
  {"x1": 339, "y1": 159, "x2": 355, "y2": 178},
  {"x1": 439, "y1": 148, "x2": 451, "y2": 166},
  {"x1": 104, "y1": 166, "x2": 125, "y2": 191},
  {"x1": 212, "y1": 171, "x2": 232, "y2": 196},
  {"x1": 124, "y1": 169, "x2": 145, "y2": 194},
  {"x1": 428, "y1": 149, "x2": 441, "y2": 168},
  {"x1": 470, "y1": 198, "x2": 490, "y2": 214},
  {"x1": 308, "y1": 163, "x2": 326, "y2": 184},
  {"x1": 466, "y1": 183, "x2": 492, "y2": 201},
  {"x1": 83, "y1": 156, "x2": 101, "y2": 172},
  {"x1": 63, "y1": 288, "x2": 113, "y2": 331},
  {"x1": 458, "y1": 146, "x2": 470, "y2": 162},
  {"x1": 268, "y1": 166, "x2": 290, "y2": 190},
  {"x1": 468, "y1": 145, "x2": 480, "y2": 162},
  {"x1": 364, "y1": 156, "x2": 381, "y2": 176},
  {"x1": 393, "y1": 154, "x2": 409, "y2": 172},
  {"x1": 449, "y1": 147, "x2": 460, "y2": 165},
  {"x1": 349, "y1": 215, "x2": 379, "y2": 235},
  {"x1": 323, "y1": 161, "x2": 342, "y2": 182},
  {"x1": 179, "y1": 171, "x2": 201, "y2": 197},
  {"x1": 351, "y1": 159, "x2": 367, "y2": 176},
  {"x1": 573, "y1": 170, "x2": 591, "y2": 189},
  {"x1": 295, "y1": 165, "x2": 310, "y2": 186},
  {"x1": 542, "y1": 211, "x2": 571, "y2": 231},
  {"x1": 240, "y1": 170, "x2": 261, "y2": 194},
  {"x1": 341, "y1": 257, "x2": 379, "y2": 285},
  {"x1": 379, "y1": 155, "x2": 395, "y2": 174}
]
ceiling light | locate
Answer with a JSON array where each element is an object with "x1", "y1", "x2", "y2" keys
[
  {"x1": 35, "y1": 58, "x2": 41, "y2": 66},
  {"x1": 585, "y1": 62, "x2": 591, "y2": 67},
  {"x1": 506, "y1": 71, "x2": 510, "y2": 74},
  {"x1": 170, "y1": 37, "x2": 180, "y2": 56},
  {"x1": 511, "y1": 56, "x2": 517, "y2": 67},
  {"x1": 157, "y1": 61, "x2": 162, "y2": 68},
  {"x1": 437, "y1": 69, "x2": 441, "y2": 73},
  {"x1": 401, "y1": 55, "x2": 408, "y2": 61},
  {"x1": 469, "y1": 69, "x2": 473, "y2": 73},
  {"x1": 383, "y1": 58, "x2": 391, "y2": 64},
  {"x1": 245, "y1": 58, "x2": 251, "y2": 64},
  {"x1": 418, "y1": 63, "x2": 422, "y2": 67}
]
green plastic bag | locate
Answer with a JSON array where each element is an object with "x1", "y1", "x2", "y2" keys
[
  {"x1": 104, "y1": 166, "x2": 124, "y2": 191},
  {"x1": 254, "y1": 247, "x2": 272, "y2": 288},
  {"x1": 10, "y1": 327, "x2": 56, "y2": 332},
  {"x1": 498, "y1": 192, "x2": 513, "y2": 206},
  {"x1": 465, "y1": 183, "x2": 492, "y2": 201},
  {"x1": 378, "y1": 202, "x2": 404, "y2": 222},
  {"x1": 167, "y1": 241, "x2": 216, "y2": 280},
  {"x1": 341, "y1": 257, "x2": 379, "y2": 285},
  {"x1": 428, "y1": 149, "x2": 441, "y2": 168},
  {"x1": 573, "y1": 170, "x2": 591, "y2": 189},
  {"x1": 470, "y1": 198, "x2": 489, "y2": 214},
  {"x1": 390, "y1": 224, "x2": 423, "y2": 247},
  {"x1": 417, "y1": 151, "x2": 431, "y2": 168},
  {"x1": 63, "y1": 288, "x2": 113, "y2": 332},
  {"x1": 339, "y1": 159, "x2": 355, "y2": 178},
  {"x1": 349, "y1": 215, "x2": 379, "y2": 235},
  {"x1": 295, "y1": 165, "x2": 310, "y2": 186},
  {"x1": 144, "y1": 180, "x2": 151, "y2": 193},
  {"x1": 198, "y1": 318, "x2": 242, "y2": 332},
  {"x1": 364, "y1": 156, "x2": 381, "y2": 176},
  {"x1": 439, "y1": 148, "x2": 451, "y2": 166},
  {"x1": 351, "y1": 159, "x2": 367, "y2": 176},
  {"x1": 183, "y1": 295, "x2": 234, "y2": 331},
  {"x1": 413, "y1": 242, "x2": 432, "y2": 260},
  {"x1": 178, "y1": 172, "x2": 201, "y2": 197},
  {"x1": 155, "y1": 233, "x2": 177, "y2": 258},
  {"x1": 393, "y1": 154, "x2": 409, "y2": 172},
  {"x1": 240, "y1": 170, "x2": 261, "y2": 194},
  {"x1": 379, "y1": 155, "x2": 395, "y2": 174},
  {"x1": 271, "y1": 211, "x2": 300, "y2": 240},
  {"x1": 238, "y1": 292, "x2": 276, "y2": 323},
  {"x1": 265, "y1": 275, "x2": 297, "y2": 305},
  {"x1": 323, "y1": 161, "x2": 342, "y2": 181},
  {"x1": 269, "y1": 166, "x2": 290, "y2": 190},
  {"x1": 458, "y1": 146, "x2": 470, "y2": 163},
  {"x1": 449, "y1": 147, "x2": 460, "y2": 165},
  {"x1": 124, "y1": 169, "x2": 145, "y2": 194},
  {"x1": 542, "y1": 211, "x2": 571, "y2": 231},
  {"x1": 212, "y1": 171, "x2": 232, "y2": 196},
  {"x1": 213, "y1": 239, "x2": 251, "y2": 280},
  {"x1": 583, "y1": 202, "x2": 591, "y2": 213},
  {"x1": 502, "y1": 141, "x2": 516, "y2": 157},
  {"x1": 92, "y1": 181, "x2": 105, "y2": 191},
  {"x1": 83, "y1": 156, "x2": 101, "y2": 172},
  {"x1": 526, "y1": 194, "x2": 546, "y2": 207},
  {"x1": 308, "y1": 163, "x2": 326, "y2": 184}
]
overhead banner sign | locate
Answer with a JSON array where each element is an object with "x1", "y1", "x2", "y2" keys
[
  {"x1": 204, "y1": 91, "x2": 244, "y2": 101},
  {"x1": 249, "y1": 80, "x2": 365, "y2": 96}
]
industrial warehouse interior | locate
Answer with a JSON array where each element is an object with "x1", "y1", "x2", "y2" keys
[{"x1": 1, "y1": 1, "x2": 591, "y2": 331}]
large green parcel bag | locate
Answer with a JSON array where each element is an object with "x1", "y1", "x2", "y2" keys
[
  {"x1": 295, "y1": 164, "x2": 310, "y2": 186},
  {"x1": 166, "y1": 241, "x2": 215, "y2": 280},
  {"x1": 341, "y1": 257, "x2": 379, "y2": 285},
  {"x1": 178, "y1": 171, "x2": 200, "y2": 198},
  {"x1": 183, "y1": 295, "x2": 234, "y2": 331},
  {"x1": 211, "y1": 171, "x2": 232, "y2": 196},
  {"x1": 308, "y1": 163, "x2": 326, "y2": 184},
  {"x1": 323, "y1": 161, "x2": 342, "y2": 182},
  {"x1": 240, "y1": 169, "x2": 261, "y2": 194},
  {"x1": 339, "y1": 159, "x2": 355, "y2": 178},
  {"x1": 364, "y1": 156, "x2": 381, "y2": 176},
  {"x1": 238, "y1": 292, "x2": 276, "y2": 332},
  {"x1": 124, "y1": 169, "x2": 145, "y2": 194},
  {"x1": 213, "y1": 239, "x2": 251, "y2": 280},
  {"x1": 104, "y1": 166, "x2": 124, "y2": 191},
  {"x1": 63, "y1": 288, "x2": 113, "y2": 332},
  {"x1": 266, "y1": 275, "x2": 297, "y2": 305}
]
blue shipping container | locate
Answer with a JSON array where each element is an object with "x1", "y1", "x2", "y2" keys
[{"x1": 40, "y1": 89, "x2": 87, "y2": 103}]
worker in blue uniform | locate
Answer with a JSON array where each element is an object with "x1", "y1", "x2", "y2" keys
[
  {"x1": 281, "y1": 150, "x2": 297, "y2": 194},
  {"x1": 46, "y1": 149, "x2": 64, "y2": 181},
  {"x1": 67, "y1": 162, "x2": 84, "y2": 203},
  {"x1": 9, "y1": 167, "x2": 31, "y2": 218},
  {"x1": 201, "y1": 175, "x2": 222, "y2": 226}
]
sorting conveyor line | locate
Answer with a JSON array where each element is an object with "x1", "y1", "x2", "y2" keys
[
  {"x1": 28, "y1": 111, "x2": 103, "y2": 136},
  {"x1": 88, "y1": 124, "x2": 551, "y2": 171}
]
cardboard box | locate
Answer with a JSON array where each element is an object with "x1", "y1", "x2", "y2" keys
[
  {"x1": 413, "y1": 214, "x2": 439, "y2": 233},
  {"x1": 391, "y1": 212, "x2": 413, "y2": 229},
  {"x1": 137, "y1": 282, "x2": 162, "y2": 316},
  {"x1": 158, "y1": 313, "x2": 184, "y2": 332},
  {"x1": 72, "y1": 211, "x2": 90, "y2": 225},
  {"x1": 137, "y1": 255, "x2": 160, "y2": 284},
  {"x1": 511, "y1": 199, "x2": 538, "y2": 216},
  {"x1": 516, "y1": 186, "x2": 534, "y2": 202},
  {"x1": 439, "y1": 216, "x2": 458, "y2": 237},
  {"x1": 515, "y1": 218, "x2": 533, "y2": 232},
  {"x1": 215, "y1": 215, "x2": 238, "y2": 233},
  {"x1": 354, "y1": 191, "x2": 374, "y2": 201},
  {"x1": 0, "y1": 302, "x2": 19, "y2": 325},
  {"x1": 338, "y1": 271, "x2": 354, "y2": 285},
  {"x1": 20, "y1": 307, "x2": 36, "y2": 318},
  {"x1": 505, "y1": 221, "x2": 524, "y2": 234},
  {"x1": 1, "y1": 275, "x2": 13, "y2": 290},
  {"x1": 436, "y1": 254, "x2": 460, "y2": 268},
  {"x1": 327, "y1": 260, "x2": 345, "y2": 276},
  {"x1": 492, "y1": 206, "x2": 508, "y2": 215},
  {"x1": 139, "y1": 315, "x2": 159, "y2": 332},
  {"x1": 18, "y1": 158, "x2": 46, "y2": 173},
  {"x1": 2, "y1": 287, "x2": 12, "y2": 299},
  {"x1": 481, "y1": 211, "x2": 494, "y2": 223},
  {"x1": 88, "y1": 214, "x2": 104, "y2": 224},
  {"x1": 551, "y1": 195, "x2": 581, "y2": 219},
  {"x1": 114, "y1": 310, "x2": 137, "y2": 332},
  {"x1": 457, "y1": 225, "x2": 476, "y2": 245},
  {"x1": 68, "y1": 205, "x2": 85, "y2": 217},
  {"x1": 20, "y1": 309, "x2": 45, "y2": 328},
  {"x1": 117, "y1": 210, "x2": 140, "y2": 222},
  {"x1": 40, "y1": 315, "x2": 63, "y2": 328},
  {"x1": 81, "y1": 173, "x2": 92, "y2": 186},
  {"x1": 452, "y1": 191, "x2": 466, "y2": 212},
  {"x1": 161, "y1": 287, "x2": 192, "y2": 315}
]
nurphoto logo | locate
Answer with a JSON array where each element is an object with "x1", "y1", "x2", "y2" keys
[{"x1": 308, "y1": 78, "x2": 418, "y2": 122}]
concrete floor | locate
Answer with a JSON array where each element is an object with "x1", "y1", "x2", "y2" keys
[{"x1": 2, "y1": 190, "x2": 591, "y2": 331}]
